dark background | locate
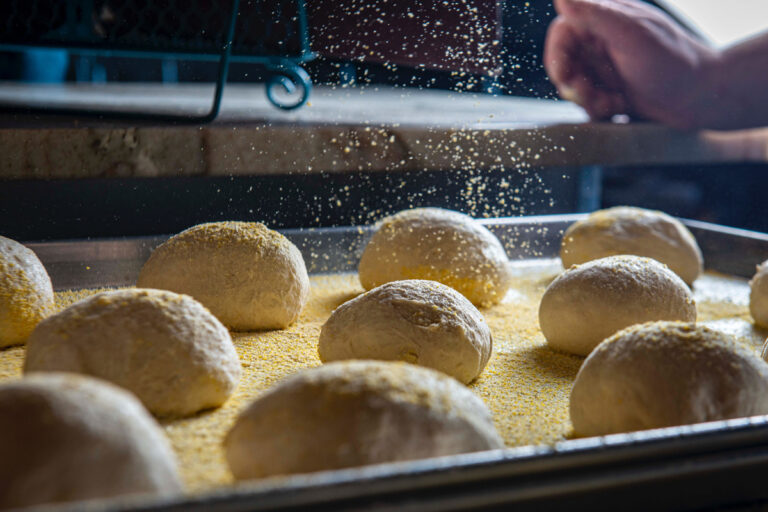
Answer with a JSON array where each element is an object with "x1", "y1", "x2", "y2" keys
[
  {"x1": 1, "y1": 162, "x2": 765, "y2": 242},
  {"x1": 1, "y1": 0, "x2": 767, "y2": 240}
]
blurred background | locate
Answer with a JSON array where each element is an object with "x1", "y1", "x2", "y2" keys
[{"x1": 1, "y1": 0, "x2": 767, "y2": 240}]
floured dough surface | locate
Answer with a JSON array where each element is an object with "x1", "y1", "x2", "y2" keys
[
  {"x1": 319, "y1": 280, "x2": 492, "y2": 383},
  {"x1": 571, "y1": 322, "x2": 768, "y2": 436},
  {"x1": 539, "y1": 255, "x2": 696, "y2": 356},
  {"x1": 224, "y1": 360, "x2": 504, "y2": 480},
  {"x1": 24, "y1": 288, "x2": 241, "y2": 417},
  {"x1": 0, "y1": 373, "x2": 181, "y2": 510},
  {"x1": 358, "y1": 208, "x2": 511, "y2": 306},
  {"x1": 138, "y1": 221, "x2": 310, "y2": 330},
  {"x1": 0, "y1": 236, "x2": 53, "y2": 348},
  {"x1": 560, "y1": 206, "x2": 703, "y2": 285}
]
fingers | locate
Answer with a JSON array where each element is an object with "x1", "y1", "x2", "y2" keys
[
  {"x1": 553, "y1": 0, "x2": 639, "y2": 44},
  {"x1": 544, "y1": 17, "x2": 580, "y2": 85},
  {"x1": 556, "y1": 69, "x2": 629, "y2": 121},
  {"x1": 583, "y1": 89, "x2": 630, "y2": 120},
  {"x1": 545, "y1": 16, "x2": 618, "y2": 95},
  {"x1": 545, "y1": 16, "x2": 630, "y2": 119},
  {"x1": 547, "y1": 0, "x2": 640, "y2": 120}
]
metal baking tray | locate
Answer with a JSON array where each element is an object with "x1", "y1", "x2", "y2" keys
[{"x1": 22, "y1": 214, "x2": 768, "y2": 512}]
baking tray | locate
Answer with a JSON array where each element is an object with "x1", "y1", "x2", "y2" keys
[{"x1": 21, "y1": 214, "x2": 768, "y2": 512}]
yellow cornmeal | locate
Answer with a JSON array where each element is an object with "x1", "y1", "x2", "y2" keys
[
  {"x1": 0, "y1": 264, "x2": 760, "y2": 494},
  {"x1": 158, "y1": 221, "x2": 289, "y2": 254}
]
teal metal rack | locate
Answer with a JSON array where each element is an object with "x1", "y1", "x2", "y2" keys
[{"x1": 0, "y1": 0, "x2": 314, "y2": 122}]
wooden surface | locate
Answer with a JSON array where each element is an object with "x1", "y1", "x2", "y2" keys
[{"x1": 0, "y1": 82, "x2": 767, "y2": 179}]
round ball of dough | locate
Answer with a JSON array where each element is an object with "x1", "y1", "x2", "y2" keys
[
  {"x1": 571, "y1": 322, "x2": 768, "y2": 437},
  {"x1": 0, "y1": 373, "x2": 181, "y2": 510},
  {"x1": 138, "y1": 221, "x2": 310, "y2": 330},
  {"x1": 225, "y1": 360, "x2": 504, "y2": 480},
  {"x1": 319, "y1": 280, "x2": 492, "y2": 383},
  {"x1": 358, "y1": 208, "x2": 511, "y2": 307},
  {"x1": 539, "y1": 255, "x2": 696, "y2": 356},
  {"x1": 560, "y1": 206, "x2": 703, "y2": 285},
  {"x1": 750, "y1": 260, "x2": 768, "y2": 328},
  {"x1": 0, "y1": 235, "x2": 53, "y2": 348},
  {"x1": 24, "y1": 288, "x2": 241, "y2": 417}
]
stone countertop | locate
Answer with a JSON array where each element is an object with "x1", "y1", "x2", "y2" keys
[{"x1": 1, "y1": 83, "x2": 767, "y2": 179}]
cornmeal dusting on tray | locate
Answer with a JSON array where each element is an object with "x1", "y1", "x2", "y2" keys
[{"x1": 0, "y1": 266, "x2": 759, "y2": 494}]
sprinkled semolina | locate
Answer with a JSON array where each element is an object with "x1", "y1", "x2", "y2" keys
[
  {"x1": 0, "y1": 265, "x2": 758, "y2": 494},
  {"x1": 0, "y1": 346, "x2": 23, "y2": 380}
]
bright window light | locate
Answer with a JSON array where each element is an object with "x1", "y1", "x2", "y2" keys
[{"x1": 656, "y1": 0, "x2": 768, "y2": 48}]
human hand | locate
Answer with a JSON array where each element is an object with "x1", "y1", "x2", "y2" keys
[{"x1": 544, "y1": 0, "x2": 719, "y2": 129}]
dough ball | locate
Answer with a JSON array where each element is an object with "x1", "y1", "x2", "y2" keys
[
  {"x1": 319, "y1": 280, "x2": 492, "y2": 383},
  {"x1": 138, "y1": 221, "x2": 310, "y2": 330},
  {"x1": 539, "y1": 255, "x2": 696, "y2": 356},
  {"x1": 571, "y1": 322, "x2": 768, "y2": 437},
  {"x1": 0, "y1": 373, "x2": 181, "y2": 510},
  {"x1": 24, "y1": 288, "x2": 241, "y2": 417},
  {"x1": 750, "y1": 260, "x2": 768, "y2": 328},
  {"x1": 560, "y1": 206, "x2": 703, "y2": 285},
  {"x1": 225, "y1": 360, "x2": 504, "y2": 480},
  {"x1": 358, "y1": 208, "x2": 511, "y2": 307},
  {"x1": 0, "y1": 235, "x2": 53, "y2": 347}
]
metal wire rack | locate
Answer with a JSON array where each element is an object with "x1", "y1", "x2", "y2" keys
[{"x1": 0, "y1": 0, "x2": 314, "y2": 122}]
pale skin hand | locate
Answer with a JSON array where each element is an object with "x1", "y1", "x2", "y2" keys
[{"x1": 544, "y1": 0, "x2": 768, "y2": 130}]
